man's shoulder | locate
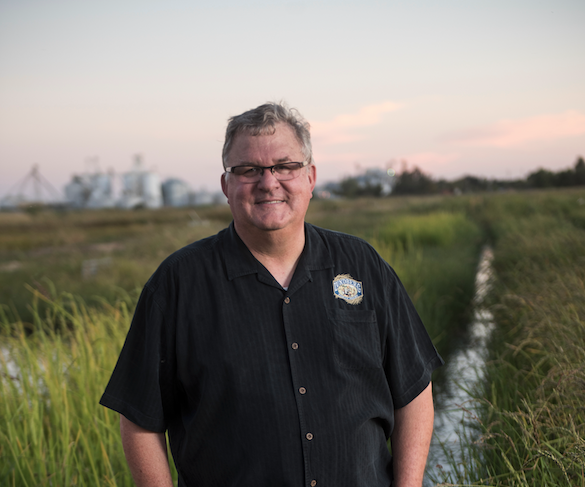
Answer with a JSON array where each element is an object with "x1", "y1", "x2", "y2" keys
[
  {"x1": 145, "y1": 226, "x2": 229, "y2": 289},
  {"x1": 164, "y1": 227, "x2": 226, "y2": 266}
]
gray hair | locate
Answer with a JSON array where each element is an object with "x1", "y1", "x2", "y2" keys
[{"x1": 222, "y1": 102, "x2": 313, "y2": 169}]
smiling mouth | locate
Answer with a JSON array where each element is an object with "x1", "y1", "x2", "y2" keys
[{"x1": 256, "y1": 200, "x2": 284, "y2": 205}]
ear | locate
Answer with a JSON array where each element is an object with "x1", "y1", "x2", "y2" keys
[
  {"x1": 308, "y1": 164, "x2": 317, "y2": 194},
  {"x1": 221, "y1": 173, "x2": 229, "y2": 200}
]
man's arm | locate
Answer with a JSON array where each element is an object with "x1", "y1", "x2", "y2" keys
[
  {"x1": 119, "y1": 414, "x2": 174, "y2": 487},
  {"x1": 390, "y1": 382, "x2": 435, "y2": 487}
]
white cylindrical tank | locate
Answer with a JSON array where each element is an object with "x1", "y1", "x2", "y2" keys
[
  {"x1": 87, "y1": 173, "x2": 115, "y2": 208},
  {"x1": 91, "y1": 173, "x2": 112, "y2": 196},
  {"x1": 141, "y1": 172, "x2": 162, "y2": 208},
  {"x1": 122, "y1": 172, "x2": 142, "y2": 196},
  {"x1": 64, "y1": 177, "x2": 87, "y2": 207},
  {"x1": 162, "y1": 179, "x2": 191, "y2": 207}
]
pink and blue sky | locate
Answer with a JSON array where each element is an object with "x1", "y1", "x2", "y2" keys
[{"x1": 1, "y1": 0, "x2": 584, "y2": 199}]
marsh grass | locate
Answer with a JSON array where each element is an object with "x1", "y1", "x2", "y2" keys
[
  {"x1": 429, "y1": 189, "x2": 585, "y2": 486},
  {"x1": 376, "y1": 212, "x2": 480, "y2": 249},
  {"x1": 475, "y1": 213, "x2": 585, "y2": 486},
  {"x1": 0, "y1": 292, "x2": 152, "y2": 485}
]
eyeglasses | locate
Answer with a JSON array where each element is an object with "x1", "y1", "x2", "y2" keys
[{"x1": 224, "y1": 161, "x2": 309, "y2": 182}]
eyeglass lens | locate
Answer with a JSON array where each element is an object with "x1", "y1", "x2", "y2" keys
[{"x1": 232, "y1": 163, "x2": 304, "y2": 180}]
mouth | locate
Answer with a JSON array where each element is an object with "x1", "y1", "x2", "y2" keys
[{"x1": 255, "y1": 199, "x2": 285, "y2": 205}]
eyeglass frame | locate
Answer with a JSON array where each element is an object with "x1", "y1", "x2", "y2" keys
[{"x1": 224, "y1": 160, "x2": 310, "y2": 182}]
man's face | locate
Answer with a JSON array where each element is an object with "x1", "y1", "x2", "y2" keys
[{"x1": 221, "y1": 123, "x2": 316, "y2": 238}]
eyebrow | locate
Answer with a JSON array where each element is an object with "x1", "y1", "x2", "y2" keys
[{"x1": 238, "y1": 158, "x2": 294, "y2": 166}]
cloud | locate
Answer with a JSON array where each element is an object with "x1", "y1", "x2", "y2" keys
[
  {"x1": 311, "y1": 101, "x2": 402, "y2": 145},
  {"x1": 444, "y1": 110, "x2": 585, "y2": 148}
]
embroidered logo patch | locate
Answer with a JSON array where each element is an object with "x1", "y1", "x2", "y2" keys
[{"x1": 333, "y1": 274, "x2": 363, "y2": 305}]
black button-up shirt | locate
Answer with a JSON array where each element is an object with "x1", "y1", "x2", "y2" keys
[{"x1": 100, "y1": 223, "x2": 443, "y2": 486}]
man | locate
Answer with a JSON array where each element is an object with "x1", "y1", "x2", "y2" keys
[{"x1": 100, "y1": 102, "x2": 443, "y2": 487}]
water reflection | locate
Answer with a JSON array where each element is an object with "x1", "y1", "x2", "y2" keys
[{"x1": 426, "y1": 247, "x2": 494, "y2": 485}]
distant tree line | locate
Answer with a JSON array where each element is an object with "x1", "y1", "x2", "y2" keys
[
  {"x1": 327, "y1": 156, "x2": 585, "y2": 198},
  {"x1": 335, "y1": 177, "x2": 384, "y2": 198},
  {"x1": 526, "y1": 156, "x2": 585, "y2": 188}
]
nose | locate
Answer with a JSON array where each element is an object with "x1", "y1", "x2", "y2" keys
[{"x1": 256, "y1": 166, "x2": 280, "y2": 190}]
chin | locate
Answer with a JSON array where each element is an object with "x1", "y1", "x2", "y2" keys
[
  {"x1": 249, "y1": 211, "x2": 289, "y2": 229},
  {"x1": 254, "y1": 220, "x2": 289, "y2": 232}
]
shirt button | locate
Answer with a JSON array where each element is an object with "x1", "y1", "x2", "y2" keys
[
  {"x1": 299, "y1": 387, "x2": 306, "y2": 394},
  {"x1": 311, "y1": 481, "x2": 317, "y2": 487},
  {"x1": 306, "y1": 432, "x2": 313, "y2": 440},
  {"x1": 284, "y1": 297, "x2": 290, "y2": 304},
  {"x1": 291, "y1": 342, "x2": 299, "y2": 350}
]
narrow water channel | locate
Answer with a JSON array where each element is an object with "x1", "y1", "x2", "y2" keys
[{"x1": 425, "y1": 246, "x2": 495, "y2": 485}]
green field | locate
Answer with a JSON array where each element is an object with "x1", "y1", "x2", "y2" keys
[{"x1": 1, "y1": 188, "x2": 584, "y2": 485}]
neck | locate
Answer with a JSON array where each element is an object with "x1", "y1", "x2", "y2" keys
[{"x1": 234, "y1": 222, "x2": 306, "y2": 288}]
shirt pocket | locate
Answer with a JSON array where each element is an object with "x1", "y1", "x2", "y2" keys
[{"x1": 327, "y1": 308, "x2": 382, "y2": 369}]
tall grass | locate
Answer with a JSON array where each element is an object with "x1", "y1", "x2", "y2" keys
[
  {"x1": 1, "y1": 292, "x2": 129, "y2": 485},
  {"x1": 0, "y1": 290, "x2": 179, "y2": 486},
  {"x1": 430, "y1": 189, "x2": 585, "y2": 486},
  {"x1": 476, "y1": 202, "x2": 585, "y2": 486},
  {"x1": 368, "y1": 211, "x2": 482, "y2": 354}
]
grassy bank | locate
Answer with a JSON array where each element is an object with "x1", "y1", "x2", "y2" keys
[
  {"x1": 430, "y1": 188, "x2": 585, "y2": 486},
  {"x1": 476, "y1": 192, "x2": 585, "y2": 486}
]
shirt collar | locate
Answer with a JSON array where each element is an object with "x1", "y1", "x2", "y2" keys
[
  {"x1": 223, "y1": 222, "x2": 261, "y2": 281},
  {"x1": 223, "y1": 222, "x2": 334, "y2": 284}
]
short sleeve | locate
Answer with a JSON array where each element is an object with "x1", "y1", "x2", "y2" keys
[
  {"x1": 99, "y1": 282, "x2": 177, "y2": 432},
  {"x1": 382, "y1": 264, "x2": 443, "y2": 409}
]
